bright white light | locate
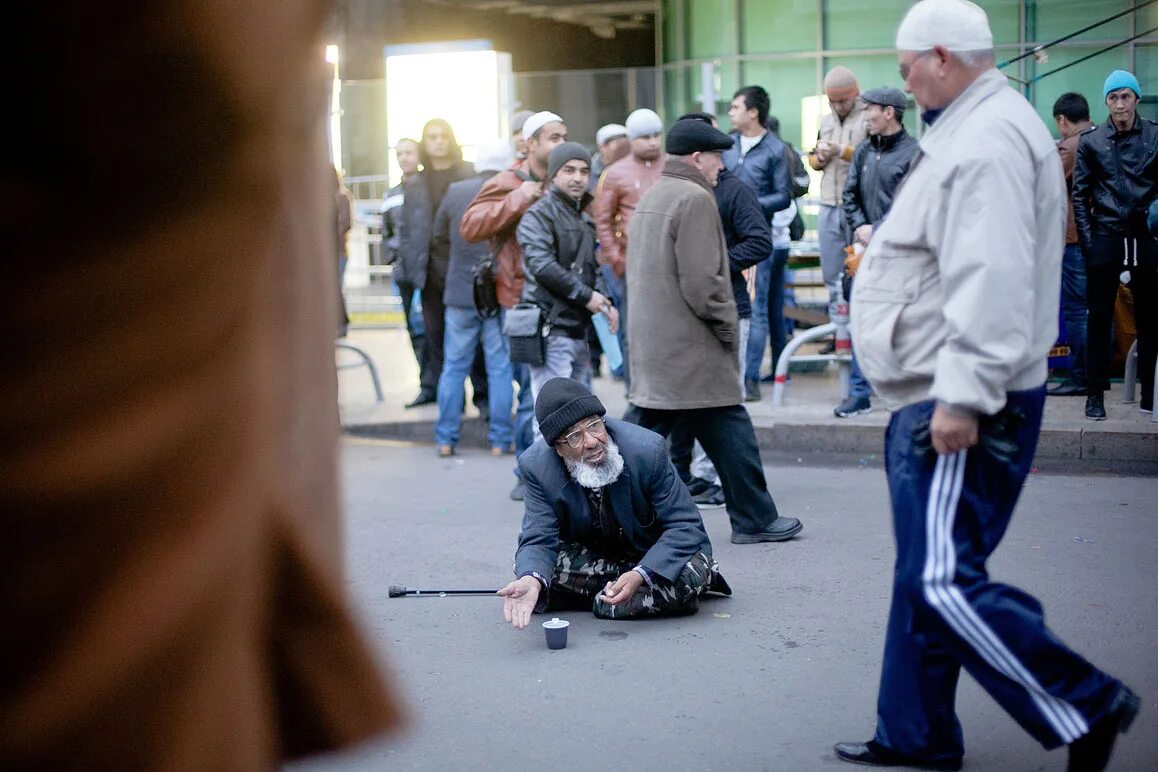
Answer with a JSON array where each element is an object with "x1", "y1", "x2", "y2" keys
[
  {"x1": 385, "y1": 46, "x2": 512, "y2": 185},
  {"x1": 325, "y1": 44, "x2": 340, "y2": 65}
]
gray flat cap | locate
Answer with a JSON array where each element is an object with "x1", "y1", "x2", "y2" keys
[{"x1": 860, "y1": 87, "x2": 907, "y2": 111}]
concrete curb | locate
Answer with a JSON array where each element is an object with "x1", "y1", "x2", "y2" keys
[{"x1": 342, "y1": 417, "x2": 1158, "y2": 476}]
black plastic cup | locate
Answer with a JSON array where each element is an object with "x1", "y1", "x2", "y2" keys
[{"x1": 543, "y1": 618, "x2": 569, "y2": 649}]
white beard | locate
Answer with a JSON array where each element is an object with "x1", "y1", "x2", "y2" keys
[{"x1": 564, "y1": 438, "x2": 625, "y2": 489}]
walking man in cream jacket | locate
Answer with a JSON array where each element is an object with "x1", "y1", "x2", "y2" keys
[{"x1": 836, "y1": 1, "x2": 1139, "y2": 770}]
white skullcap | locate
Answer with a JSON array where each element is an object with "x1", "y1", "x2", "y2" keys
[
  {"x1": 896, "y1": 0, "x2": 993, "y2": 52},
  {"x1": 596, "y1": 123, "x2": 628, "y2": 146},
  {"x1": 520, "y1": 111, "x2": 564, "y2": 141},
  {"x1": 474, "y1": 140, "x2": 514, "y2": 174},
  {"x1": 625, "y1": 108, "x2": 664, "y2": 140}
]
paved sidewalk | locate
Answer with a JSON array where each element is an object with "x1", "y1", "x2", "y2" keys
[{"x1": 339, "y1": 328, "x2": 1158, "y2": 474}]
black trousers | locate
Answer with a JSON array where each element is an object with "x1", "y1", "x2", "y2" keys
[
  {"x1": 1086, "y1": 239, "x2": 1156, "y2": 407},
  {"x1": 397, "y1": 280, "x2": 426, "y2": 376},
  {"x1": 419, "y1": 285, "x2": 489, "y2": 405},
  {"x1": 629, "y1": 404, "x2": 779, "y2": 535}
]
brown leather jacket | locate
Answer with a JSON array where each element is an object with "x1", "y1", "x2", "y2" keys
[
  {"x1": 459, "y1": 159, "x2": 538, "y2": 308},
  {"x1": 593, "y1": 153, "x2": 666, "y2": 277},
  {"x1": 1058, "y1": 124, "x2": 1092, "y2": 245}
]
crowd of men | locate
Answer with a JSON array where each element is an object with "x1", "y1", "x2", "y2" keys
[{"x1": 371, "y1": 0, "x2": 1153, "y2": 767}]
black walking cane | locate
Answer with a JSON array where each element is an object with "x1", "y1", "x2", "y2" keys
[{"x1": 388, "y1": 585, "x2": 501, "y2": 598}]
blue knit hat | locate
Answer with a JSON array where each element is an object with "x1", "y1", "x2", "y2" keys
[{"x1": 1103, "y1": 70, "x2": 1141, "y2": 99}]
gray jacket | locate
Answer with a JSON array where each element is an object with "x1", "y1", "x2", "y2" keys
[
  {"x1": 433, "y1": 174, "x2": 492, "y2": 309},
  {"x1": 514, "y1": 419, "x2": 712, "y2": 589}
]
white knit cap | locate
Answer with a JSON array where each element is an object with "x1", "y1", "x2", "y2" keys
[
  {"x1": 520, "y1": 111, "x2": 564, "y2": 141},
  {"x1": 896, "y1": 0, "x2": 993, "y2": 52},
  {"x1": 595, "y1": 123, "x2": 628, "y2": 146},
  {"x1": 625, "y1": 108, "x2": 663, "y2": 140},
  {"x1": 474, "y1": 140, "x2": 514, "y2": 174}
]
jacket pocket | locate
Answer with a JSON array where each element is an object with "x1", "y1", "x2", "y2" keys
[{"x1": 850, "y1": 248, "x2": 928, "y2": 383}]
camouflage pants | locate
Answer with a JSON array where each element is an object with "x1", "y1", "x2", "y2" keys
[{"x1": 550, "y1": 542, "x2": 714, "y2": 620}]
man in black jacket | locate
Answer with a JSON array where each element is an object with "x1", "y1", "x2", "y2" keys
[
  {"x1": 380, "y1": 139, "x2": 425, "y2": 373},
  {"x1": 498, "y1": 379, "x2": 728, "y2": 626},
  {"x1": 722, "y1": 86, "x2": 793, "y2": 400},
  {"x1": 516, "y1": 143, "x2": 619, "y2": 441},
  {"x1": 836, "y1": 87, "x2": 919, "y2": 418},
  {"x1": 399, "y1": 118, "x2": 476, "y2": 408},
  {"x1": 1072, "y1": 69, "x2": 1158, "y2": 419},
  {"x1": 669, "y1": 112, "x2": 772, "y2": 507},
  {"x1": 431, "y1": 141, "x2": 516, "y2": 458}
]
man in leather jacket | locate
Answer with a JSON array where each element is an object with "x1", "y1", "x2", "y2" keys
[
  {"x1": 1072, "y1": 69, "x2": 1158, "y2": 418},
  {"x1": 722, "y1": 85, "x2": 792, "y2": 400},
  {"x1": 837, "y1": 87, "x2": 919, "y2": 418},
  {"x1": 516, "y1": 142, "x2": 619, "y2": 440}
]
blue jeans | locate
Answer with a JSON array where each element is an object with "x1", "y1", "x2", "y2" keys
[
  {"x1": 435, "y1": 307, "x2": 513, "y2": 448},
  {"x1": 512, "y1": 361, "x2": 535, "y2": 472},
  {"x1": 600, "y1": 265, "x2": 626, "y2": 378},
  {"x1": 529, "y1": 335, "x2": 591, "y2": 443},
  {"x1": 746, "y1": 247, "x2": 789, "y2": 381},
  {"x1": 1059, "y1": 243, "x2": 1088, "y2": 386},
  {"x1": 848, "y1": 277, "x2": 871, "y2": 400}
]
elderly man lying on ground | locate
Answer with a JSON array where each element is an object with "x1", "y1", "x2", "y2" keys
[{"x1": 499, "y1": 378, "x2": 730, "y2": 628}]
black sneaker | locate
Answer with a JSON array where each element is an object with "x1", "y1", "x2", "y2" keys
[
  {"x1": 1085, "y1": 394, "x2": 1107, "y2": 421},
  {"x1": 685, "y1": 476, "x2": 714, "y2": 497},
  {"x1": 509, "y1": 480, "x2": 525, "y2": 501},
  {"x1": 1048, "y1": 380, "x2": 1086, "y2": 397},
  {"x1": 694, "y1": 485, "x2": 725, "y2": 509},
  {"x1": 731, "y1": 517, "x2": 803, "y2": 543},
  {"x1": 744, "y1": 378, "x2": 761, "y2": 402},
  {"x1": 834, "y1": 395, "x2": 872, "y2": 418}
]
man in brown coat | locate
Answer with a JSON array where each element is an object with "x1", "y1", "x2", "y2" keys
[
  {"x1": 594, "y1": 108, "x2": 666, "y2": 389},
  {"x1": 1, "y1": 2, "x2": 400, "y2": 768},
  {"x1": 625, "y1": 119, "x2": 802, "y2": 544}
]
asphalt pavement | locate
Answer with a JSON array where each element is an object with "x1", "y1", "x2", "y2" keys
[{"x1": 290, "y1": 438, "x2": 1158, "y2": 772}]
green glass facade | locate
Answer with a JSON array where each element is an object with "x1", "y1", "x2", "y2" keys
[{"x1": 659, "y1": 0, "x2": 1157, "y2": 150}]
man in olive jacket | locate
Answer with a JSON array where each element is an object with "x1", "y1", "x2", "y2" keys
[{"x1": 624, "y1": 119, "x2": 802, "y2": 544}]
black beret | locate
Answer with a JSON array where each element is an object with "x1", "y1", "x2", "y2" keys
[{"x1": 665, "y1": 119, "x2": 735, "y2": 155}]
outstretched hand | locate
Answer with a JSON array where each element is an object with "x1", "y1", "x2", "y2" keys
[{"x1": 498, "y1": 576, "x2": 541, "y2": 630}]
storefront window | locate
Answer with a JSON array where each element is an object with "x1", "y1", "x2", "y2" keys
[
  {"x1": 742, "y1": 0, "x2": 820, "y2": 54},
  {"x1": 689, "y1": 0, "x2": 737, "y2": 59},
  {"x1": 1032, "y1": 0, "x2": 1133, "y2": 43},
  {"x1": 1030, "y1": 46, "x2": 1131, "y2": 131},
  {"x1": 741, "y1": 58, "x2": 821, "y2": 149}
]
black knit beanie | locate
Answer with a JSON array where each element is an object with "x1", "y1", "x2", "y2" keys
[
  {"x1": 535, "y1": 377, "x2": 606, "y2": 445},
  {"x1": 547, "y1": 141, "x2": 591, "y2": 183}
]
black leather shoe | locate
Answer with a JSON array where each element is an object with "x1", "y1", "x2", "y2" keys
[
  {"x1": 1085, "y1": 394, "x2": 1107, "y2": 421},
  {"x1": 1048, "y1": 380, "x2": 1086, "y2": 397},
  {"x1": 404, "y1": 390, "x2": 436, "y2": 409},
  {"x1": 744, "y1": 378, "x2": 762, "y2": 402},
  {"x1": 731, "y1": 517, "x2": 802, "y2": 544},
  {"x1": 1067, "y1": 686, "x2": 1140, "y2": 772},
  {"x1": 834, "y1": 740, "x2": 962, "y2": 770}
]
